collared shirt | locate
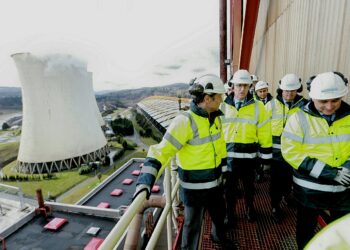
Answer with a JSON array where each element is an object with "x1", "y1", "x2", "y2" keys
[
  {"x1": 319, "y1": 112, "x2": 336, "y2": 123},
  {"x1": 234, "y1": 98, "x2": 245, "y2": 110},
  {"x1": 283, "y1": 98, "x2": 293, "y2": 108}
]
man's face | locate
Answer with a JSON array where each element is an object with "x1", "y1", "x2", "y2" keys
[
  {"x1": 233, "y1": 84, "x2": 250, "y2": 100},
  {"x1": 313, "y1": 98, "x2": 342, "y2": 115},
  {"x1": 256, "y1": 88, "x2": 268, "y2": 99},
  {"x1": 282, "y1": 90, "x2": 297, "y2": 102},
  {"x1": 206, "y1": 93, "x2": 223, "y2": 112}
]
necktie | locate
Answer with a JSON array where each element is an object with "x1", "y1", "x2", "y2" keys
[{"x1": 236, "y1": 101, "x2": 242, "y2": 110}]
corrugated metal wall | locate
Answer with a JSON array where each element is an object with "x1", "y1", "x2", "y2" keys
[{"x1": 250, "y1": 0, "x2": 350, "y2": 101}]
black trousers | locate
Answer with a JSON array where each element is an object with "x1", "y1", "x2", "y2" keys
[
  {"x1": 270, "y1": 158, "x2": 293, "y2": 208},
  {"x1": 296, "y1": 203, "x2": 349, "y2": 249},
  {"x1": 225, "y1": 158, "x2": 257, "y2": 221},
  {"x1": 181, "y1": 186, "x2": 226, "y2": 250}
]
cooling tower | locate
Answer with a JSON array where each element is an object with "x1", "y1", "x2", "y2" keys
[
  {"x1": 87, "y1": 72, "x2": 105, "y2": 126},
  {"x1": 12, "y1": 53, "x2": 108, "y2": 174}
]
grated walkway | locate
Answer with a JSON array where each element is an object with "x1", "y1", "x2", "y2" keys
[{"x1": 201, "y1": 175, "x2": 300, "y2": 250}]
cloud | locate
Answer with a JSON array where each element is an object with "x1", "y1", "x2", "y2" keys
[
  {"x1": 164, "y1": 64, "x2": 182, "y2": 70},
  {"x1": 154, "y1": 72, "x2": 170, "y2": 76},
  {"x1": 192, "y1": 67, "x2": 206, "y2": 73}
]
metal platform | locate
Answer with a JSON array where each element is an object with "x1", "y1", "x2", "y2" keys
[{"x1": 201, "y1": 174, "x2": 299, "y2": 250}]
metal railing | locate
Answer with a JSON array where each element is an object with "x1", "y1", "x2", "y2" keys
[
  {"x1": 99, "y1": 159, "x2": 180, "y2": 250},
  {"x1": 0, "y1": 182, "x2": 25, "y2": 210}
]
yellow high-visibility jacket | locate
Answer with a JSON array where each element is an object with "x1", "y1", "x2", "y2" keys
[
  {"x1": 138, "y1": 101, "x2": 227, "y2": 191},
  {"x1": 221, "y1": 93, "x2": 272, "y2": 171},
  {"x1": 266, "y1": 94, "x2": 306, "y2": 159},
  {"x1": 281, "y1": 101, "x2": 350, "y2": 209},
  {"x1": 256, "y1": 93, "x2": 273, "y2": 105}
]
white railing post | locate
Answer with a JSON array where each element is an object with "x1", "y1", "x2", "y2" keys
[
  {"x1": 98, "y1": 191, "x2": 147, "y2": 250},
  {"x1": 165, "y1": 165, "x2": 173, "y2": 250},
  {"x1": 145, "y1": 180, "x2": 180, "y2": 250},
  {"x1": 170, "y1": 158, "x2": 179, "y2": 232}
]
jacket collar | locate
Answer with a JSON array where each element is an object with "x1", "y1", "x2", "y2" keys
[
  {"x1": 225, "y1": 92, "x2": 255, "y2": 107},
  {"x1": 190, "y1": 101, "x2": 224, "y2": 119},
  {"x1": 302, "y1": 100, "x2": 350, "y2": 122},
  {"x1": 276, "y1": 94, "x2": 306, "y2": 108},
  {"x1": 257, "y1": 93, "x2": 273, "y2": 103}
]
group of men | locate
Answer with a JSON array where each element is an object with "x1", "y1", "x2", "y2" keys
[{"x1": 133, "y1": 70, "x2": 350, "y2": 250}]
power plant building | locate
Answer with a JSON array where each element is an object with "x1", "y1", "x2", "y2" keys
[{"x1": 12, "y1": 53, "x2": 108, "y2": 174}]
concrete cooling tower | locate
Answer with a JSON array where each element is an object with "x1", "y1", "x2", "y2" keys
[{"x1": 12, "y1": 53, "x2": 109, "y2": 174}]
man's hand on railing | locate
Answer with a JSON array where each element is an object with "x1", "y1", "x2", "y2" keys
[{"x1": 133, "y1": 184, "x2": 151, "y2": 200}]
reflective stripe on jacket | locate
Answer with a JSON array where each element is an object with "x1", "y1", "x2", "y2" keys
[
  {"x1": 221, "y1": 93, "x2": 272, "y2": 170},
  {"x1": 266, "y1": 95, "x2": 306, "y2": 158},
  {"x1": 138, "y1": 101, "x2": 227, "y2": 190},
  {"x1": 281, "y1": 101, "x2": 350, "y2": 194}
]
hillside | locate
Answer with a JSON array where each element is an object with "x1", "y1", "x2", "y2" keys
[
  {"x1": 96, "y1": 83, "x2": 190, "y2": 107},
  {"x1": 0, "y1": 83, "x2": 190, "y2": 110},
  {"x1": 0, "y1": 87, "x2": 22, "y2": 110}
]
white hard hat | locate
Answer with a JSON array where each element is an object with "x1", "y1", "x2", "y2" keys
[
  {"x1": 189, "y1": 74, "x2": 226, "y2": 95},
  {"x1": 251, "y1": 74, "x2": 258, "y2": 81},
  {"x1": 309, "y1": 72, "x2": 348, "y2": 100},
  {"x1": 255, "y1": 81, "x2": 269, "y2": 91},
  {"x1": 279, "y1": 73, "x2": 301, "y2": 90},
  {"x1": 230, "y1": 69, "x2": 252, "y2": 85}
]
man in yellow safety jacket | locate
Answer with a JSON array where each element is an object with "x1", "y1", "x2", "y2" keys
[
  {"x1": 222, "y1": 69, "x2": 272, "y2": 225},
  {"x1": 266, "y1": 73, "x2": 307, "y2": 223},
  {"x1": 254, "y1": 80, "x2": 274, "y2": 181},
  {"x1": 281, "y1": 71, "x2": 350, "y2": 249},
  {"x1": 255, "y1": 80, "x2": 273, "y2": 105},
  {"x1": 134, "y1": 74, "x2": 235, "y2": 250}
]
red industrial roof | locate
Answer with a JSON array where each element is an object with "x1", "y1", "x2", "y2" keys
[
  {"x1": 44, "y1": 217, "x2": 68, "y2": 231},
  {"x1": 84, "y1": 237, "x2": 104, "y2": 250},
  {"x1": 132, "y1": 170, "x2": 141, "y2": 176},
  {"x1": 110, "y1": 189, "x2": 123, "y2": 196},
  {"x1": 151, "y1": 185, "x2": 160, "y2": 193},
  {"x1": 97, "y1": 202, "x2": 110, "y2": 208},
  {"x1": 122, "y1": 178, "x2": 133, "y2": 185}
]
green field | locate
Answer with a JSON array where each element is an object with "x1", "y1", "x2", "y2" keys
[
  {"x1": 59, "y1": 150, "x2": 147, "y2": 204},
  {"x1": 0, "y1": 142, "x2": 19, "y2": 163},
  {"x1": 0, "y1": 149, "x2": 147, "y2": 202}
]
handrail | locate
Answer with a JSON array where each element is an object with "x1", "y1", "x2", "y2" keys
[
  {"x1": 0, "y1": 182, "x2": 25, "y2": 210},
  {"x1": 146, "y1": 176, "x2": 180, "y2": 249},
  {"x1": 99, "y1": 190, "x2": 147, "y2": 250},
  {"x1": 99, "y1": 161, "x2": 180, "y2": 250}
]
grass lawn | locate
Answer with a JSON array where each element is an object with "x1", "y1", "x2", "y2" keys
[
  {"x1": 0, "y1": 147, "x2": 147, "y2": 203},
  {"x1": 1, "y1": 161, "x2": 90, "y2": 199},
  {"x1": 59, "y1": 149, "x2": 147, "y2": 204},
  {"x1": 0, "y1": 142, "x2": 19, "y2": 162}
]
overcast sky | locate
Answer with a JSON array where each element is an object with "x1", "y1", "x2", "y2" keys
[{"x1": 0, "y1": 0, "x2": 220, "y2": 91}]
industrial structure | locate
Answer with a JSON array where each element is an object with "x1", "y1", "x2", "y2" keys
[
  {"x1": 12, "y1": 53, "x2": 108, "y2": 174},
  {"x1": 2, "y1": 0, "x2": 350, "y2": 249},
  {"x1": 220, "y1": 0, "x2": 350, "y2": 102},
  {"x1": 137, "y1": 96, "x2": 190, "y2": 134}
]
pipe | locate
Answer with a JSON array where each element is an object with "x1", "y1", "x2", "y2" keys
[
  {"x1": 231, "y1": 0, "x2": 242, "y2": 73},
  {"x1": 36, "y1": 189, "x2": 45, "y2": 208},
  {"x1": 239, "y1": 0, "x2": 260, "y2": 70},
  {"x1": 124, "y1": 196, "x2": 166, "y2": 250},
  {"x1": 219, "y1": 0, "x2": 227, "y2": 82},
  {"x1": 165, "y1": 166, "x2": 172, "y2": 250},
  {"x1": 145, "y1": 180, "x2": 180, "y2": 250}
]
